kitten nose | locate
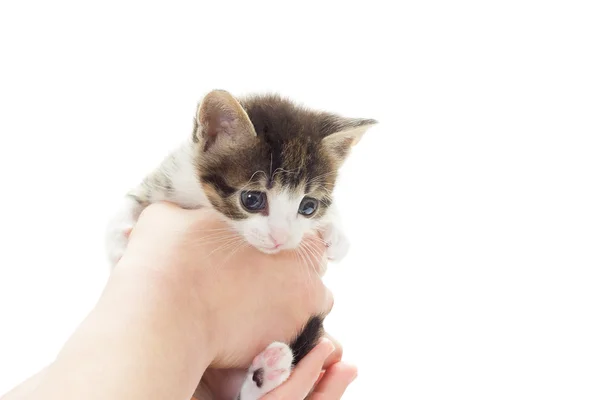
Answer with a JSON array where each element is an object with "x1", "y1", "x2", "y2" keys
[{"x1": 269, "y1": 228, "x2": 289, "y2": 247}]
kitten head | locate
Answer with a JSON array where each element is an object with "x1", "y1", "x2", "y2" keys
[{"x1": 193, "y1": 89, "x2": 375, "y2": 253}]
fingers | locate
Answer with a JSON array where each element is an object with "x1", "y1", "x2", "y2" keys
[
  {"x1": 323, "y1": 288, "x2": 334, "y2": 315},
  {"x1": 304, "y1": 278, "x2": 333, "y2": 318},
  {"x1": 308, "y1": 362, "x2": 357, "y2": 400},
  {"x1": 261, "y1": 339, "x2": 335, "y2": 400},
  {"x1": 260, "y1": 337, "x2": 356, "y2": 400},
  {"x1": 322, "y1": 333, "x2": 343, "y2": 370}
]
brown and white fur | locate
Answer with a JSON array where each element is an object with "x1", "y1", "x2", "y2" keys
[{"x1": 106, "y1": 90, "x2": 375, "y2": 399}]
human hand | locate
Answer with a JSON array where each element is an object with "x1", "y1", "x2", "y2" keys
[
  {"x1": 116, "y1": 201, "x2": 332, "y2": 368},
  {"x1": 260, "y1": 339, "x2": 357, "y2": 400},
  {"x1": 1, "y1": 202, "x2": 338, "y2": 400}
]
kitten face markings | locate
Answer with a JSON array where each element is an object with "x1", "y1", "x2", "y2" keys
[
  {"x1": 237, "y1": 187, "x2": 318, "y2": 253},
  {"x1": 195, "y1": 90, "x2": 375, "y2": 255}
]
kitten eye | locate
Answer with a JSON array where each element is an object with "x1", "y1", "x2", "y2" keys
[
  {"x1": 240, "y1": 191, "x2": 267, "y2": 212},
  {"x1": 298, "y1": 197, "x2": 319, "y2": 216}
]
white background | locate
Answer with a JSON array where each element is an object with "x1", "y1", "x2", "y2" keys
[{"x1": 1, "y1": 1, "x2": 599, "y2": 399}]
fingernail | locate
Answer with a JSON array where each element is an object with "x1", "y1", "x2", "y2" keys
[
  {"x1": 320, "y1": 338, "x2": 335, "y2": 355},
  {"x1": 349, "y1": 366, "x2": 358, "y2": 383},
  {"x1": 315, "y1": 370, "x2": 326, "y2": 385}
]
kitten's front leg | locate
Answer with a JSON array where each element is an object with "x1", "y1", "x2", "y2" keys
[
  {"x1": 105, "y1": 195, "x2": 146, "y2": 268},
  {"x1": 238, "y1": 342, "x2": 294, "y2": 400},
  {"x1": 321, "y1": 205, "x2": 350, "y2": 262}
]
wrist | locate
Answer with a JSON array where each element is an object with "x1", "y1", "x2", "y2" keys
[{"x1": 29, "y1": 264, "x2": 217, "y2": 400}]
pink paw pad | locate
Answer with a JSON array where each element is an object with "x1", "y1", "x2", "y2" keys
[
  {"x1": 263, "y1": 346, "x2": 286, "y2": 367},
  {"x1": 267, "y1": 369, "x2": 286, "y2": 381},
  {"x1": 244, "y1": 341, "x2": 293, "y2": 396}
]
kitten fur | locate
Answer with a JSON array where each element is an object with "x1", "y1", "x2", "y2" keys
[{"x1": 105, "y1": 90, "x2": 375, "y2": 400}]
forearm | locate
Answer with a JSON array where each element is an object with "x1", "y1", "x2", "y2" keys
[
  {"x1": 27, "y1": 267, "x2": 213, "y2": 400},
  {"x1": 1, "y1": 368, "x2": 47, "y2": 400}
]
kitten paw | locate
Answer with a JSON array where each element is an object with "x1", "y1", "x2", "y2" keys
[
  {"x1": 105, "y1": 197, "x2": 143, "y2": 268},
  {"x1": 324, "y1": 226, "x2": 350, "y2": 262},
  {"x1": 105, "y1": 224, "x2": 131, "y2": 267},
  {"x1": 239, "y1": 342, "x2": 293, "y2": 400}
]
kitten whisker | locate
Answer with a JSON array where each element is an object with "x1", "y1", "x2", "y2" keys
[
  {"x1": 272, "y1": 166, "x2": 302, "y2": 179},
  {"x1": 296, "y1": 244, "x2": 314, "y2": 287},
  {"x1": 204, "y1": 236, "x2": 244, "y2": 259},
  {"x1": 299, "y1": 242, "x2": 320, "y2": 279},
  {"x1": 216, "y1": 239, "x2": 248, "y2": 268},
  {"x1": 187, "y1": 235, "x2": 239, "y2": 247},
  {"x1": 240, "y1": 170, "x2": 268, "y2": 192},
  {"x1": 306, "y1": 170, "x2": 339, "y2": 185}
]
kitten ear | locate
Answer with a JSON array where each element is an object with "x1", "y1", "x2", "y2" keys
[
  {"x1": 322, "y1": 118, "x2": 377, "y2": 162},
  {"x1": 194, "y1": 89, "x2": 256, "y2": 151}
]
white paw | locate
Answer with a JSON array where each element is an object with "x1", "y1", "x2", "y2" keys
[
  {"x1": 105, "y1": 196, "x2": 143, "y2": 268},
  {"x1": 324, "y1": 225, "x2": 350, "y2": 262},
  {"x1": 239, "y1": 342, "x2": 293, "y2": 400},
  {"x1": 105, "y1": 224, "x2": 132, "y2": 267}
]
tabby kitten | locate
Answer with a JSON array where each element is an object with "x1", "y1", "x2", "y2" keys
[{"x1": 106, "y1": 90, "x2": 375, "y2": 400}]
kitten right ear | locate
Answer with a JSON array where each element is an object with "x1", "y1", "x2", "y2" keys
[
  {"x1": 322, "y1": 118, "x2": 377, "y2": 163},
  {"x1": 194, "y1": 90, "x2": 256, "y2": 151}
]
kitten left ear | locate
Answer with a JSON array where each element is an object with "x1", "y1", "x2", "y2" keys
[
  {"x1": 194, "y1": 89, "x2": 256, "y2": 151},
  {"x1": 322, "y1": 118, "x2": 377, "y2": 161}
]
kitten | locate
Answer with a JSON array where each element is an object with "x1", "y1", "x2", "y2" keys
[{"x1": 105, "y1": 90, "x2": 375, "y2": 400}]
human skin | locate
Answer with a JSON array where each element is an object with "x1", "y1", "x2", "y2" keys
[{"x1": 1, "y1": 203, "x2": 356, "y2": 400}]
